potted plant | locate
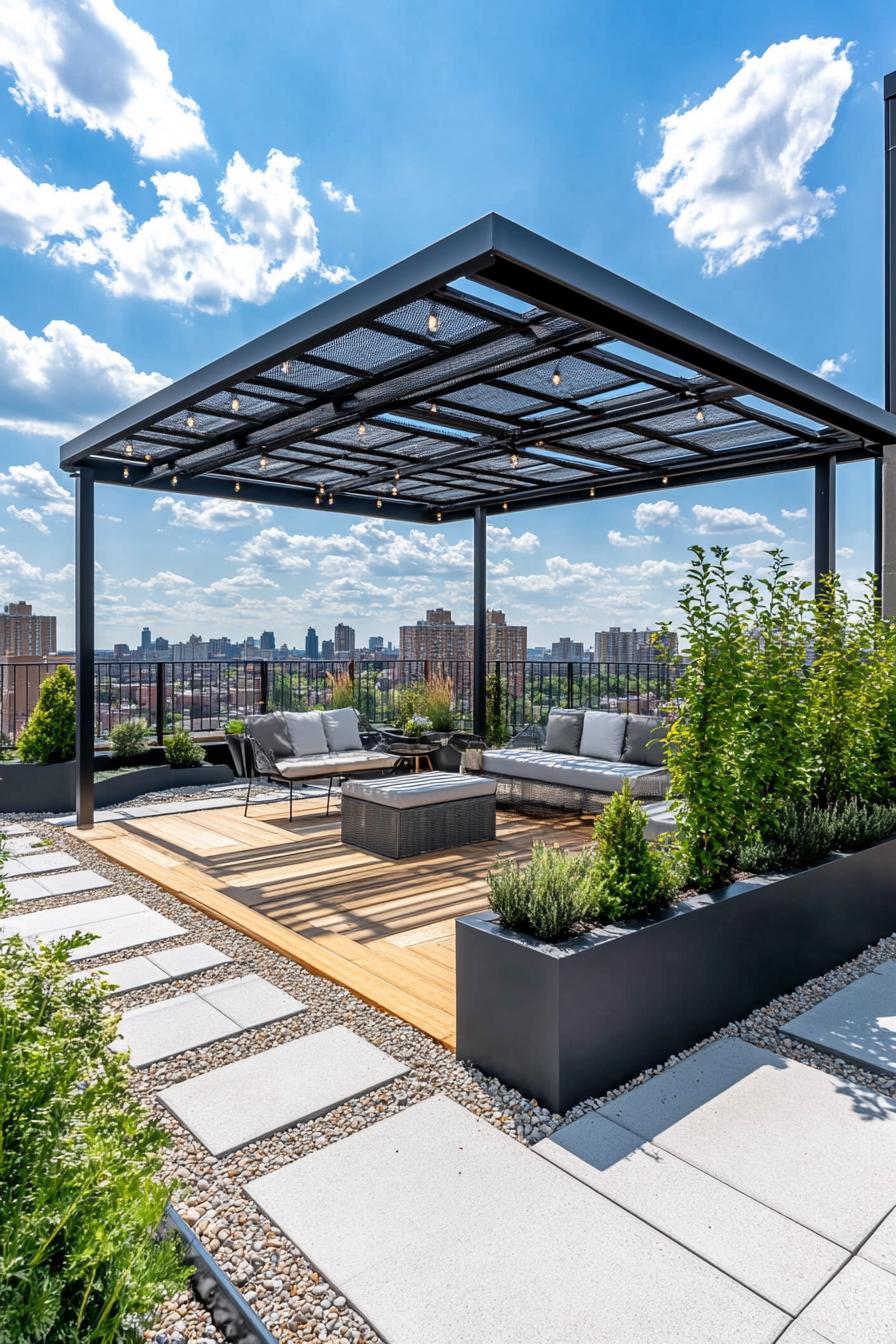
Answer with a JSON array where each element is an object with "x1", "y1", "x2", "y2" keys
[
  {"x1": 402, "y1": 713, "x2": 433, "y2": 740},
  {"x1": 223, "y1": 718, "x2": 248, "y2": 777}
]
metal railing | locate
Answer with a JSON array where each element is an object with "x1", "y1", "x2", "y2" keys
[{"x1": 0, "y1": 656, "x2": 681, "y2": 744}]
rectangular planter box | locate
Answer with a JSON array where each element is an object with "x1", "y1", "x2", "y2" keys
[
  {"x1": 456, "y1": 837, "x2": 896, "y2": 1114},
  {"x1": 0, "y1": 761, "x2": 233, "y2": 814}
]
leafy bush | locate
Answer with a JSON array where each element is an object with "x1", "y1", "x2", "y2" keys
[
  {"x1": 224, "y1": 718, "x2": 246, "y2": 734},
  {"x1": 488, "y1": 842, "x2": 592, "y2": 942},
  {"x1": 738, "y1": 799, "x2": 896, "y2": 873},
  {"x1": 0, "y1": 885, "x2": 188, "y2": 1341},
  {"x1": 402, "y1": 713, "x2": 433, "y2": 738},
  {"x1": 588, "y1": 783, "x2": 678, "y2": 920},
  {"x1": 325, "y1": 669, "x2": 355, "y2": 709},
  {"x1": 0, "y1": 729, "x2": 14, "y2": 761},
  {"x1": 485, "y1": 671, "x2": 508, "y2": 747},
  {"x1": 163, "y1": 729, "x2": 205, "y2": 768},
  {"x1": 17, "y1": 664, "x2": 76, "y2": 765},
  {"x1": 109, "y1": 716, "x2": 149, "y2": 760}
]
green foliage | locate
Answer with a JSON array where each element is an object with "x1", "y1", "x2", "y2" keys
[
  {"x1": 738, "y1": 799, "x2": 896, "y2": 873},
  {"x1": 488, "y1": 843, "x2": 593, "y2": 942},
  {"x1": 0, "y1": 891, "x2": 188, "y2": 1342},
  {"x1": 109, "y1": 717, "x2": 149, "y2": 760},
  {"x1": 163, "y1": 729, "x2": 205, "y2": 768},
  {"x1": 588, "y1": 783, "x2": 678, "y2": 921},
  {"x1": 0, "y1": 729, "x2": 15, "y2": 761},
  {"x1": 485, "y1": 671, "x2": 508, "y2": 747},
  {"x1": 325, "y1": 669, "x2": 355, "y2": 709},
  {"x1": 224, "y1": 718, "x2": 246, "y2": 734},
  {"x1": 402, "y1": 714, "x2": 432, "y2": 738},
  {"x1": 17, "y1": 665, "x2": 76, "y2": 765}
]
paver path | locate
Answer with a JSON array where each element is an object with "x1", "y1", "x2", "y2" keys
[
  {"x1": 72, "y1": 943, "x2": 232, "y2": 994},
  {"x1": 783, "y1": 960, "x2": 896, "y2": 1076},
  {"x1": 1, "y1": 893, "x2": 186, "y2": 961}
]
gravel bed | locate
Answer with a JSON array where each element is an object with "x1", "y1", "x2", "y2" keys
[{"x1": 3, "y1": 792, "x2": 895, "y2": 1342}]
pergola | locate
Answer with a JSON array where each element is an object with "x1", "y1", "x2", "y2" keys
[{"x1": 61, "y1": 212, "x2": 896, "y2": 827}]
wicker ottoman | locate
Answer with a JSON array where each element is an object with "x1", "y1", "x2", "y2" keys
[{"x1": 340, "y1": 772, "x2": 497, "y2": 859}]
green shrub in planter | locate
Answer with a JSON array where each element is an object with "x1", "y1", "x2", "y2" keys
[
  {"x1": 488, "y1": 842, "x2": 592, "y2": 942},
  {"x1": 16, "y1": 664, "x2": 76, "y2": 764},
  {"x1": 109, "y1": 716, "x2": 149, "y2": 760},
  {"x1": 738, "y1": 798, "x2": 896, "y2": 873},
  {"x1": 0, "y1": 884, "x2": 188, "y2": 1342},
  {"x1": 224, "y1": 718, "x2": 246, "y2": 734},
  {"x1": 588, "y1": 783, "x2": 678, "y2": 921},
  {"x1": 163, "y1": 729, "x2": 205, "y2": 768}
]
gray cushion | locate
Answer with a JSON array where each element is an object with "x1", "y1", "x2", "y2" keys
[
  {"x1": 275, "y1": 750, "x2": 397, "y2": 780},
  {"x1": 544, "y1": 708, "x2": 585, "y2": 755},
  {"x1": 282, "y1": 711, "x2": 328, "y2": 757},
  {"x1": 321, "y1": 707, "x2": 363, "y2": 753},
  {"x1": 481, "y1": 748, "x2": 668, "y2": 797},
  {"x1": 246, "y1": 713, "x2": 292, "y2": 760},
  {"x1": 342, "y1": 771, "x2": 496, "y2": 810},
  {"x1": 622, "y1": 715, "x2": 668, "y2": 768},
  {"x1": 579, "y1": 710, "x2": 627, "y2": 761}
]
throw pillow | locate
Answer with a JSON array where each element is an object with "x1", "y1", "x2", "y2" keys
[
  {"x1": 321, "y1": 707, "x2": 363, "y2": 753},
  {"x1": 282, "y1": 711, "x2": 328, "y2": 757},
  {"x1": 579, "y1": 710, "x2": 627, "y2": 761},
  {"x1": 246, "y1": 713, "x2": 292, "y2": 760},
  {"x1": 622, "y1": 715, "x2": 668, "y2": 767},
  {"x1": 544, "y1": 708, "x2": 585, "y2": 755}
]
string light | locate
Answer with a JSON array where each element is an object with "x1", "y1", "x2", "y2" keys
[
  {"x1": 502, "y1": 501, "x2": 508, "y2": 511},
  {"x1": 186, "y1": 413, "x2": 195, "y2": 430},
  {"x1": 436, "y1": 510, "x2": 442, "y2": 522},
  {"x1": 551, "y1": 366, "x2": 562, "y2": 387},
  {"x1": 230, "y1": 395, "x2": 240, "y2": 413},
  {"x1": 125, "y1": 441, "x2": 133, "y2": 456},
  {"x1": 259, "y1": 454, "x2": 268, "y2": 470},
  {"x1": 144, "y1": 454, "x2": 151, "y2": 462},
  {"x1": 328, "y1": 494, "x2": 334, "y2": 506},
  {"x1": 394, "y1": 470, "x2": 400, "y2": 481},
  {"x1": 376, "y1": 498, "x2": 383, "y2": 509},
  {"x1": 315, "y1": 494, "x2": 321, "y2": 505},
  {"x1": 661, "y1": 474, "x2": 670, "y2": 486},
  {"x1": 357, "y1": 421, "x2": 366, "y2": 437},
  {"x1": 122, "y1": 466, "x2": 130, "y2": 480},
  {"x1": 281, "y1": 360, "x2": 290, "y2": 374},
  {"x1": 234, "y1": 481, "x2": 241, "y2": 493},
  {"x1": 589, "y1": 486, "x2": 595, "y2": 498},
  {"x1": 427, "y1": 307, "x2": 440, "y2": 334},
  {"x1": 510, "y1": 452, "x2": 519, "y2": 469},
  {"x1": 535, "y1": 439, "x2": 545, "y2": 448},
  {"x1": 171, "y1": 474, "x2": 179, "y2": 486},
  {"x1": 429, "y1": 402, "x2": 438, "y2": 413},
  {"x1": 391, "y1": 484, "x2": 398, "y2": 496},
  {"x1": 694, "y1": 405, "x2": 705, "y2": 423}
]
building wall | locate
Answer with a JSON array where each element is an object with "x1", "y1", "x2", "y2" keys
[{"x1": 0, "y1": 603, "x2": 57, "y2": 656}]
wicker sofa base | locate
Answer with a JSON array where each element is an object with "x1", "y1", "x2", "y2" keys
[
  {"x1": 341, "y1": 792, "x2": 497, "y2": 859},
  {"x1": 485, "y1": 773, "x2": 667, "y2": 815}
]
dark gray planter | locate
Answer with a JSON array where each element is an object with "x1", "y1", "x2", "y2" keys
[
  {"x1": 428, "y1": 732, "x2": 481, "y2": 773},
  {"x1": 456, "y1": 837, "x2": 896, "y2": 1114},
  {"x1": 0, "y1": 760, "x2": 233, "y2": 813}
]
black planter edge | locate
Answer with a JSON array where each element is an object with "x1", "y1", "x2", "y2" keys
[{"x1": 162, "y1": 1205, "x2": 278, "y2": 1344}]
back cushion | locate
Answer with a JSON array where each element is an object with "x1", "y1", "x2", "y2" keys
[
  {"x1": 544, "y1": 708, "x2": 585, "y2": 756},
  {"x1": 246, "y1": 713, "x2": 293, "y2": 760},
  {"x1": 579, "y1": 710, "x2": 627, "y2": 761},
  {"x1": 282, "y1": 710, "x2": 328, "y2": 758},
  {"x1": 622, "y1": 715, "x2": 668, "y2": 767},
  {"x1": 321, "y1": 707, "x2": 363, "y2": 753}
]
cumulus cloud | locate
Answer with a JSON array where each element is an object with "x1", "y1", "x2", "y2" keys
[
  {"x1": 153, "y1": 496, "x2": 275, "y2": 532},
  {"x1": 836, "y1": 545, "x2": 854, "y2": 559},
  {"x1": 616, "y1": 558, "x2": 690, "y2": 578},
  {"x1": 0, "y1": 315, "x2": 168, "y2": 436},
  {"x1": 608, "y1": 529, "x2": 660, "y2": 548},
  {"x1": 0, "y1": 150, "x2": 352, "y2": 312},
  {"x1": 0, "y1": 541, "x2": 42, "y2": 581},
  {"x1": 7, "y1": 504, "x2": 49, "y2": 534},
  {"x1": 692, "y1": 504, "x2": 784, "y2": 537},
  {"x1": 321, "y1": 180, "x2": 359, "y2": 213},
  {"x1": 636, "y1": 37, "x2": 853, "y2": 274},
  {"x1": 782, "y1": 506, "x2": 808, "y2": 520},
  {"x1": 486, "y1": 524, "x2": 540, "y2": 553},
  {"x1": 814, "y1": 352, "x2": 852, "y2": 380},
  {"x1": 0, "y1": 0, "x2": 207, "y2": 158},
  {"x1": 634, "y1": 499, "x2": 680, "y2": 530}
]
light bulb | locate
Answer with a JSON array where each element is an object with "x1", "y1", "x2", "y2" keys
[
  {"x1": 357, "y1": 421, "x2": 366, "y2": 437},
  {"x1": 318, "y1": 483, "x2": 324, "y2": 494},
  {"x1": 502, "y1": 501, "x2": 508, "y2": 511},
  {"x1": 125, "y1": 440, "x2": 133, "y2": 456},
  {"x1": 376, "y1": 498, "x2": 382, "y2": 509},
  {"x1": 315, "y1": 494, "x2": 321, "y2": 505},
  {"x1": 122, "y1": 466, "x2": 130, "y2": 480},
  {"x1": 186, "y1": 413, "x2": 195, "y2": 430},
  {"x1": 259, "y1": 455, "x2": 268, "y2": 470},
  {"x1": 589, "y1": 486, "x2": 595, "y2": 498},
  {"x1": 391, "y1": 484, "x2": 398, "y2": 496},
  {"x1": 429, "y1": 402, "x2": 438, "y2": 413},
  {"x1": 427, "y1": 307, "x2": 440, "y2": 334},
  {"x1": 694, "y1": 406, "x2": 705, "y2": 423},
  {"x1": 172, "y1": 474, "x2": 179, "y2": 486},
  {"x1": 535, "y1": 439, "x2": 544, "y2": 448},
  {"x1": 661, "y1": 474, "x2": 670, "y2": 486},
  {"x1": 328, "y1": 494, "x2": 334, "y2": 505},
  {"x1": 394, "y1": 470, "x2": 400, "y2": 481},
  {"x1": 144, "y1": 454, "x2": 151, "y2": 462},
  {"x1": 281, "y1": 361, "x2": 289, "y2": 374},
  {"x1": 510, "y1": 453, "x2": 519, "y2": 469},
  {"x1": 234, "y1": 481, "x2": 241, "y2": 493},
  {"x1": 231, "y1": 395, "x2": 240, "y2": 413},
  {"x1": 551, "y1": 366, "x2": 562, "y2": 387},
  {"x1": 436, "y1": 510, "x2": 442, "y2": 522}
]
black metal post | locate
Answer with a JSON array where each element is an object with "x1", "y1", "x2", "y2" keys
[
  {"x1": 155, "y1": 661, "x2": 165, "y2": 744},
  {"x1": 472, "y1": 506, "x2": 487, "y2": 738},
  {"x1": 814, "y1": 457, "x2": 836, "y2": 595},
  {"x1": 75, "y1": 468, "x2": 95, "y2": 827},
  {"x1": 883, "y1": 73, "x2": 896, "y2": 614}
]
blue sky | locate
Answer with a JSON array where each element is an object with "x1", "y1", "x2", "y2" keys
[{"x1": 0, "y1": 1, "x2": 892, "y2": 648}]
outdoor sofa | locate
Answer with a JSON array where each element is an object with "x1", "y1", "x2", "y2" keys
[
  {"x1": 476, "y1": 707, "x2": 671, "y2": 815},
  {"x1": 243, "y1": 708, "x2": 399, "y2": 817}
]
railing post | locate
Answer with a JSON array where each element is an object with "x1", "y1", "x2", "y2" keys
[
  {"x1": 258, "y1": 660, "x2": 269, "y2": 714},
  {"x1": 155, "y1": 661, "x2": 165, "y2": 744},
  {"x1": 566, "y1": 660, "x2": 574, "y2": 709}
]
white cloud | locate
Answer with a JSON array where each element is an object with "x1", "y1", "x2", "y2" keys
[
  {"x1": 727, "y1": 539, "x2": 784, "y2": 567},
  {"x1": 608, "y1": 529, "x2": 660, "y2": 548},
  {"x1": 152, "y1": 497, "x2": 275, "y2": 531},
  {"x1": 692, "y1": 504, "x2": 784, "y2": 537},
  {"x1": 205, "y1": 568, "x2": 280, "y2": 595},
  {"x1": 616, "y1": 558, "x2": 690, "y2": 578},
  {"x1": 321, "y1": 180, "x2": 359, "y2": 213},
  {"x1": 0, "y1": 316, "x2": 168, "y2": 436},
  {"x1": 0, "y1": 0, "x2": 207, "y2": 158},
  {"x1": 782, "y1": 506, "x2": 808, "y2": 520},
  {"x1": 814, "y1": 352, "x2": 852, "y2": 380},
  {"x1": 7, "y1": 505, "x2": 49, "y2": 534},
  {"x1": 836, "y1": 545, "x2": 854, "y2": 559},
  {"x1": 0, "y1": 542, "x2": 41, "y2": 581},
  {"x1": 0, "y1": 150, "x2": 352, "y2": 313},
  {"x1": 636, "y1": 37, "x2": 853, "y2": 274},
  {"x1": 121, "y1": 570, "x2": 194, "y2": 591},
  {"x1": 486, "y1": 524, "x2": 540, "y2": 553},
  {"x1": 634, "y1": 499, "x2": 680, "y2": 530}
]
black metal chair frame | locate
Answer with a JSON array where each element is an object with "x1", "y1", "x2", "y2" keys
[{"x1": 241, "y1": 730, "x2": 400, "y2": 820}]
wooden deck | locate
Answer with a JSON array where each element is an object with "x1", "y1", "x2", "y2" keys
[{"x1": 77, "y1": 797, "x2": 591, "y2": 1049}]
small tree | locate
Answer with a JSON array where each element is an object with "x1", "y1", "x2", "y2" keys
[
  {"x1": 17, "y1": 664, "x2": 76, "y2": 764},
  {"x1": 588, "y1": 783, "x2": 677, "y2": 921},
  {"x1": 163, "y1": 729, "x2": 205, "y2": 768},
  {"x1": 109, "y1": 716, "x2": 149, "y2": 760}
]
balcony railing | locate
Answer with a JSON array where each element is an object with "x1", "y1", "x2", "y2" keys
[{"x1": 0, "y1": 657, "x2": 681, "y2": 744}]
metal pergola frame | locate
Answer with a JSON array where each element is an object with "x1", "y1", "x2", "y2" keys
[{"x1": 61, "y1": 203, "x2": 896, "y2": 827}]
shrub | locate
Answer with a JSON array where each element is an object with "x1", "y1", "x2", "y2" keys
[
  {"x1": 163, "y1": 729, "x2": 205, "y2": 768},
  {"x1": 224, "y1": 718, "x2": 246, "y2": 734},
  {"x1": 0, "y1": 885, "x2": 188, "y2": 1341},
  {"x1": 739, "y1": 799, "x2": 896, "y2": 873},
  {"x1": 488, "y1": 842, "x2": 592, "y2": 942},
  {"x1": 17, "y1": 664, "x2": 76, "y2": 765},
  {"x1": 588, "y1": 783, "x2": 678, "y2": 921},
  {"x1": 0, "y1": 729, "x2": 14, "y2": 761},
  {"x1": 109, "y1": 716, "x2": 149, "y2": 760},
  {"x1": 326, "y1": 669, "x2": 355, "y2": 709},
  {"x1": 485, "y1": 671, "x2": 508, "y2": 747}
]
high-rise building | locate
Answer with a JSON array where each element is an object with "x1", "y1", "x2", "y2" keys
[
  {"x1": 550, "y1": 637, "x2": 586, "y2": 661},
  {"x1": 594, "y1": 627, "x2": 678, "y2": 664},
  {"x1": 0, "y1": 602, "x2": 57, "y2": 656},
  {"x1": 368, "y1": 635, "x2": 384, "y2": 652},
  {"x1": 334, "y1": 623, "x2": 355, "y2": 657},
  {"x1": 399, "y1": 609, "x2": 527, "y2": 684},
  {"x1": 305, "y1": 627, "x2": 319, "y2": 659},
  {"x1": 259, "y1": 630, "x2": 276, "y2": 651},
  {"x1": 154, "y1": 636, "x2": 169, "y2": 652},
  {"x1": 321, "y1": 638, "x2": 335, "y2": 659},
  {"x1": 113, "y1": 643, "x2": 129, "y2": 658},
  {"x1": 140, "y1": 626, "x2": 152, "y2": 651}
]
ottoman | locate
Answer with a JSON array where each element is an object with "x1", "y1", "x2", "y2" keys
[{"x1": 340, "y1": 771, "x2": 497, "y2": 859}]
